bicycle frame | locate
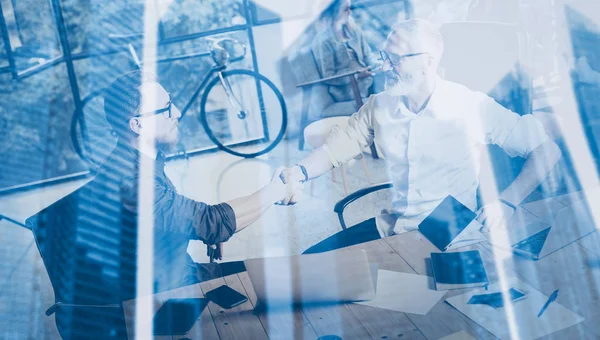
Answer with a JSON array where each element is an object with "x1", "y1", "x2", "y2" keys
[
  {"x1": 124, "y1": 41, "x2": 250, "y2": 120},
  {"x1": 122, "y1": 41, "x2": 271, "y2": 154}
]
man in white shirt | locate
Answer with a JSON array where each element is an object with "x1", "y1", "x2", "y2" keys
[{"x1": 281, "y1": 19, "x2": 562, "y2": 254}]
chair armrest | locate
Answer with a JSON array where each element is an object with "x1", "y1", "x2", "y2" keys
[
  {"x1": 333, "y1": 181, "x2": 393, "y2": 229},
  {"x1": 296, "y1": 68, "x2": 365, "y2": 88},
  {"x1": 45, "y1": 302, "x2": 121, "y2": 316}
]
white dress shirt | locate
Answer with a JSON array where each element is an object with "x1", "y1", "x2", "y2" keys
[{"x1": 323, "y1": 77, "x2": 549, "y2": 237}]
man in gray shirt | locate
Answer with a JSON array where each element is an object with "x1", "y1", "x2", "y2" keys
[{"x1": 100, "y1": 70, "x2": 299, "y2": 292}]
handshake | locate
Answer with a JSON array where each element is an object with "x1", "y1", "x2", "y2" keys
[{"x1": 270, "y1": 165, "x2": 308, "y2": 206}]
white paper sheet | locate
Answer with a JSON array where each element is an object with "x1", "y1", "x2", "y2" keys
[
  {"x1": 445, "y1": 277, "x2": 584, "y2": 339},
  {"x1": 353, "y1": 270, "x2": 447, "y2": 315}
]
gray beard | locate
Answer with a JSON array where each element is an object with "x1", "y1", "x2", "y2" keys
[{"x1": 386, "y1": 71, "x2": 411, "y2": 87}]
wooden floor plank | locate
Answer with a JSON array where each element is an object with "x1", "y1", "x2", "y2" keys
[
  {"x1": 383, "y1": 232, "x2": 496, "y2": 339},
  {"x1": 345, "y1": 238, "x2": 415, "y2": 273},
  {"x1": 382, "y1": 232, "x2": 438, "y2": 275},
  {"x1": 122, "y1": 293, "x2": 171, "y2": 340},
  {"x1": 237, "y1": 271, "x2": 319, "y2": 340},
  {"x1": 578, "y1": 231, "x2": 600, "y2": 256},
  {"x1": 520, "y1": 197, "x2": 567, "y2": 225},
  {"x1": 348, "y1": 304, "x2": 425, "y2": 340},
  {"x1": 507, "y1": 242, "x2": 600, "y2": 337},
  {"x1": 201, "y1": 275, "x2": 268, "y2": 340},
  {"x1": 341, "y1": 241, "x2": 427, "y2": 339},
  {"x1": 480, "y1": 239, "x2": 599, "y2": 338},
  {"x1": 121, "y1": 222, "x2": 600, "y2": 339},
  {"x1": 294, "y1": 249, "x2": 372, "y2": 340},
  {"x1": 301, "y1": 303, "x2": 373, "y2": 339},
  {"x1": 158, "y1": 284, "x2": 220, "y2": 340}
]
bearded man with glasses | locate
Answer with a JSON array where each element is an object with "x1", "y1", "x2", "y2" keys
[
  {"x1": 280, "y1": 19, "x2": 561, "y2": 254},
  {"x1": 80, "y1": 70, "x2": 301, "y2": 294}
]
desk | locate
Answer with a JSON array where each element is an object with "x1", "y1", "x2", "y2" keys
[{"x1": 123, "y1": 223, "x2": 600, "y2": 339}]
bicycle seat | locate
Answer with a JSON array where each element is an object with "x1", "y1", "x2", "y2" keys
[{"x1": 208, "y1": 37, "x2": 246, "y2": 66}]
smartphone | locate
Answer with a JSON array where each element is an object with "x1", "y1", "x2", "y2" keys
[
  {"x1": 205, "y1": 285, "x2": 248, "y2": 309},
  {"x1": 153, "y1": 298, "x2": 208, "y2": 335},
  {"x1": 468, "y1": 288, "x2": 526, "y2": 308}
]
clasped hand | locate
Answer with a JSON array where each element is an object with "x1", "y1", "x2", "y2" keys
[
  {"x1": 270, "y1": 166, "x2": 304, "y2": 205},
  {"x1": 270, "y1": 166, "x2": 305, "y2": 205}
]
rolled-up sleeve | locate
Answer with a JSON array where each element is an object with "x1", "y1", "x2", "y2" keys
[
  {"x1": 154, "y1": 183, "x2": 236, "y2": 245},
  {"x1": 324, "y1": 96, "x2": 375, "y2": 167},
  {"x1": 480, "y1": 95, "x2": 549, "y2": 158}
]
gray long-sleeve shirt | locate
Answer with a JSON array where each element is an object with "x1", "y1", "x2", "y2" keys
[{"x1": 99, "y1": 141, "x2": 236, "y2": 293}]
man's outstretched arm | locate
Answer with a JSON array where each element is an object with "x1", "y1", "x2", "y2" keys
[
  {"x1": 478, "y1": 139, "x2": 562, "y2": 231},
  {"x1": 226, "y1": 168, "x2": 302, "y2": 232},
  {"x1": 280, "y1": 97, "x2": 378, "y2": 204},
  {"x1": 155, "y1": 168, "x2": 300, "y2": 244}
]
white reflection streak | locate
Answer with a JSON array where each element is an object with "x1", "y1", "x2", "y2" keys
[
  {"x1": 134, "y1": 0, "x2": 159, "y2": 339},
  {"x1": 469, "y1": 118, "x2": 521, "y2": 340},
  {"x1": 550, "y1": 5, "x2": 600, "y2": 228}
]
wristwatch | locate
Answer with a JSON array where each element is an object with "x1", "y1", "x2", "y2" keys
[{"x1": 295, "y1": 164, "x2": 309, "y2": 183}]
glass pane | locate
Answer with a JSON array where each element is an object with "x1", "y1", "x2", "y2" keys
[
  {"x1": 10, "y1": 0, "x2": 62, "y2": 71},
  {"x1": 352, "y1": 1, "x2": 410, "y2": 49},
  {"x1": 0, "y1": 63, "x2": 88, "y2": 190},
  {"x1": 0, "y1": 33, "x2": 8, "y2": 68},
  {"x1": 161, "y1": 0, "x2": 246, "y2": 38},
  {"x1": 61, "y1": 0, "x2": 145, "y2": 55},
  {"x1": 158, "y1": 31, "x2": 254, "y2": 153},
  {"x1": 72, "y1": 52, "x2": 138, "y2": 166},
  {"x1": 251, "y1": 0, "x2": 312, "y2": 23}
]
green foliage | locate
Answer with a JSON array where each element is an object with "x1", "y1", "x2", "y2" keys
[{"x1": 0, "y1": 0, "x2": 248, "y2": 189}]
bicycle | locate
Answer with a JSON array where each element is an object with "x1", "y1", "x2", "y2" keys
[{"x1": 71, "y1": 34, "x2": 287, "y2": 167}]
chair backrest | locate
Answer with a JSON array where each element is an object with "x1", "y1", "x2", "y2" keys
[{"x1": 25, "y1": 170, "x2": 136, "y2": 339}]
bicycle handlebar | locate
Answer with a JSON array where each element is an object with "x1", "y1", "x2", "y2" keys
[{"x1": 107, "y1": 33, "x2": 247, "y2": 66}]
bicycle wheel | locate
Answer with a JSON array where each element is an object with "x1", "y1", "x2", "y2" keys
[
  {"x1": 199, "y1": 69, "x2": 287, "y2": 158},
  {"x1": 71, "y1": 90, "x2": 118, "y2": 169}
]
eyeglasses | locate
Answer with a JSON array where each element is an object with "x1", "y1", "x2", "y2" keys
[
  {"x1": 378, "y1": 50, "x2": 428, "y2": 67},
  {"x1": 134, "y1": 94, "x2": 173, "y2": 119}
]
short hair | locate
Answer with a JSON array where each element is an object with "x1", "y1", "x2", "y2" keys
[
  {"x1": 103, "y1": 70, "x2": 153, "y2": 139},
  {"x1": 319, "y1": 0, "x2": 345, "y2": 25},
  {"x1": 317, "y1": 0, "x2": 357, "y2": 36},
  {"x1": 388, "y1": 19, "x2": 444, "y2": 64}
]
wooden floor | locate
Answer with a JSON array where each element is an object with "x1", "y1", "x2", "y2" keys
[{"x1": 124, "y1": 223, "x2": 600, "y2": 340}]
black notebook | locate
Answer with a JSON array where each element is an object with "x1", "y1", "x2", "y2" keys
[
  {"x1": 431, "y1": 250, "x2": 489, "y2": 290},
  {"x1": 418, "y1": 195, "x2": 484, "y2": 251}
]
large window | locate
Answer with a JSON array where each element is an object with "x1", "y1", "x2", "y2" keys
[
  {"x1": 6, "y1": 0, "x2": 63, "y2": 72},
  {"x1": 0, "y1": 63, "x2": 86, "y2": 190},
  {"x1": 0, "y1": 0, "x2": 260, "y2": 192},
  {"x1": 160, "y1": 0, "x2": 247, "y2": 38},
  {"x1": 61, "y1": 0, "x2": 145, "y2": 55}
]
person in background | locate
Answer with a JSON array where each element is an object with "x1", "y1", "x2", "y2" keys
[{"x1": 312, "y1": 0, "x2": 380, "y2": 103}]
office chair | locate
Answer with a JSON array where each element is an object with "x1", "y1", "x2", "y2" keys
[
  {"x1": 25, "y1": 180, "x2": 134, "y2": 339},
  {"x1": 333, "y1": 21, "x2": 534, "y2": 230}
]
